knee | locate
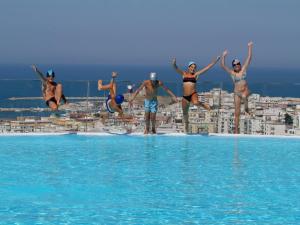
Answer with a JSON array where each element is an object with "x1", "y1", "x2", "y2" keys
[
  {"x1": 192, "y1": 100, "x2": 199, "y2": 106},
  {"x1": 56, "y1": 83, "x2": 62, "y2": 90},
  {"x1": 51, "y1": 105, "x2": 58, "y2": 111},
  {"x1": 150, "y1": 113, "x2": 156, "y2": 119}
]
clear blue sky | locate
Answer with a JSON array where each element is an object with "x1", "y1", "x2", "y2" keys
[{"x1": 0, "y1": 0, "x2": 299, "y2": 67}]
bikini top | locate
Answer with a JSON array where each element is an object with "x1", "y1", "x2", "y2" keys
[
  {"x1": 183, "y1": 73, "x2": 197, "y2": 83},
  {"x1": 231, "y1": 72, "x2": 247, "y2": 83}
]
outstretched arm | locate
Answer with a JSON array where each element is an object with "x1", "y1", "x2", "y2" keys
[
  {"x1": 130, "y1": 81, "x2": 145, "y2": 102},
  {"x1": 31, "y1": 65, "x2": 46, "y2": 82},
  {"x1": 194, "y1": 56, "x2": 220, "y2": 78},
  {"x1": 159, "y1": 81, "x2": 178, "y2": 103},
  {"x1": 220, "y1": 50, "x2": 233, "y2": 75},
  {"x1": 172, "y1": 58, "x2": 185, "y2": 76},
  {"x1": 242, "y1": 41, "x2": 253, "y2": 72}
]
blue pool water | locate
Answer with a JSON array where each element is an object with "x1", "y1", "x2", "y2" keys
[{"x1": 0, "y1": 135, "x2": 300, "y2": 224}]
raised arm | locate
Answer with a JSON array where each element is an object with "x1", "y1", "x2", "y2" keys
[
  {"x1": 31, "y1": 65, "x2": 46, "y2": 82},
  {"x1": 172, "y1": 58, "x2": 184, "y2": 76},
  {"x1": 220, "y1": 50, "x2": 233, "y2": 75},
  {"x1": 130, "y1": 81, "x2": 146, "y2": 102},
  {"x1": 242, "y1": 41, "x2": 253, "y2": 72},
  {"x1": 159, "y1": 81, "x2": 178, "y2": 103},
  {"x1": 194, "y1": 56, "x2": 220, "y2": 78}
]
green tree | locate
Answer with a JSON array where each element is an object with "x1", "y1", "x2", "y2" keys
[{"x1": 285, "y1": 113, "x2": 293, "y2": 125}]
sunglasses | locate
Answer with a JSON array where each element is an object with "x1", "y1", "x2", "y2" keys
[{"x1": 233, "y1": 63, "x2": 241, "y2": 67}]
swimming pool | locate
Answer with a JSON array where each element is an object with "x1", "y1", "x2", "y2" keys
[{"x1": 0, "y1": 135, "x2": 299, "y2": 224}]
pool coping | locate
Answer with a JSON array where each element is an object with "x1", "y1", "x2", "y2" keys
[{"x1": 1, "y1": 132, "x2": 300, "y2": 139}]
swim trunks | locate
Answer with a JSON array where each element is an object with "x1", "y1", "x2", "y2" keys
[{"x1": 144, "y1": 98, "x2": 158, "y2": 113}]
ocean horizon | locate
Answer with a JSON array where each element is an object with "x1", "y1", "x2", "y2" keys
[{"x1": 1, "y1": 64, "x2": 300, "y2": 98}]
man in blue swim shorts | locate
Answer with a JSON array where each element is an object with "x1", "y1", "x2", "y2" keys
[{"x1": 130, "y1": 72, "x2": 177, "y2": 134}]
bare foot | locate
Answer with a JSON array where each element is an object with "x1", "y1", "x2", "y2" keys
[
  {"x1": 144, "y1": 129, "x2": 149, "y2": 135},
  {"x1": 205, "y1": 103, "x2": 211, "y2": 111},
  {"x1": 98, "y1": 80, "x2": 103, "y2": 90},
  {"x1": 245, "y1": 110, "x2": 253, "y2": 117}
]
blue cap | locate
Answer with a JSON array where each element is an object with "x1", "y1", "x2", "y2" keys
[
  {"x1": 46, "y1": 69, "x2": 55, "y2": 77},
  {"x1": 188, "y1": 61, "x2": 196, "y2": 67},
  {"x1": 115, "y1": 94, "x2": 124, "y2": 105}
]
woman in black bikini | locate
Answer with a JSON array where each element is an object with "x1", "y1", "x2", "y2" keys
[
  {"x1": 172, "y1": 57, "x2": 220, "y2": 133},
  {"x1": 31, "y1": 65, "x2": 67, "y2": 111}
]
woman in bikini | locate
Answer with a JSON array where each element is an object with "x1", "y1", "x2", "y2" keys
[
  {"x1": 31, "y1": 65, "x2": 67, "y2": 111},
  {"x1": 220, "y1": 41, "x2": 253, "y2": 134},
  {"x1": 172, "y1": 56, "x2": 220, "y2": 133}
]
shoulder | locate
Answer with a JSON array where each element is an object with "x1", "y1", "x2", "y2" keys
[{"x1": 228, "y1": 70, "x2": 235, "y2": 76}]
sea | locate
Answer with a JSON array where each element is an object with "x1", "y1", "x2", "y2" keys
[{"x1": 0, "y1": 64, "x2": 300, "y2": 118}]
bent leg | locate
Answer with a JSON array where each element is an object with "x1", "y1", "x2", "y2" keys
[
  {"x1": 110, "y1": 100, "x2": 123, "y2": 115},
  {"x1": 191, "y1": 93, "x2": 210, "y2": 110},
  {"x1": 234, "y1": 94, "x2": 241, "y2": 134},
  {"x1": 242, "y1": 90, "x2": 250, "y2": 114},
  {"x1": 243, "y1": 97, "x2": 249, "y2": 114},
  {"x1": 182, "y1": 98, "x2": 190, "y2": 133},
  {"x1": 98, "y1": 80, "x2": 113, "y2": 91},
  {"x1": 55, "y1": 84, "x2": 63, "y2": 105}
]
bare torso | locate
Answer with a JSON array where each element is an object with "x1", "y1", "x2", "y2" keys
[
  {"x1": 43, "y1": 81, "x2": 57, "y2": 101},
  {"x1": 231, "y1": 71, "x2": 249, "y2": 94},
  {"x1": 182, "y1": 72, "x2": 197, "y2": 96},
  {"x1": 143, "y1": 80, "x2": 161, "y2": 100}
]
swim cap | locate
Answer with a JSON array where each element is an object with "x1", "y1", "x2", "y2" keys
[
  {"x1": 115, "y1": 94, "x2": 124, "y2": 104},
  {"x1": 232, "y1": 59, "x2": 241, "y2": 67},
  {"x1": 188, "y1": 61, "x2": 196, "y2": 67},
  {"x1": 46, "y1": 69, "x2": 55, "y2": 77},
  {"x1": 150, "y1": 72, "x2": 157, "y2": 81}
]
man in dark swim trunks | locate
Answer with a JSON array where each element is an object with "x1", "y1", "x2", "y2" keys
[
  {"x1": 31, "y1": 65, "x2": 67, "y2": 111},
  {"x1": 98, "y1": 72, "x2": 125, "y2": 115},
  {"x1": 98, "y1": 72, "x2": 134, "y2": 123}
]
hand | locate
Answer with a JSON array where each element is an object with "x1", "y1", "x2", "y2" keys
[
  {"x1": 172, "y1": 58, "x2": 176, "y2": 66},
  {"x1": 222, "y1": 50, "x2": 228, "y2": 57},
  {"x1": 248, "y1": 41, "x2": 253, "y2": 47},
  {"x1": 31, "y1": 65, "x2": 37, "y2": 72},
  {"x1": 112, "y1": 72, "x2": 118, "y2": 78},
  {"x1": 214, "y1": 56, "x2": 221, "y2": 63}
]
